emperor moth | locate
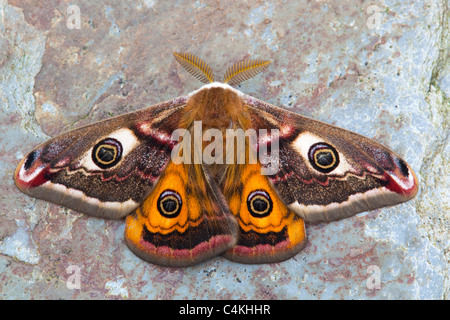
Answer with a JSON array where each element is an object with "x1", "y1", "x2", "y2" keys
[{"x1": 14, "y1": 53, "x2": 418, "y2": 266}]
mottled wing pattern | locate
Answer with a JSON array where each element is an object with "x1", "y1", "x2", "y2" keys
[
  {"x1": 244, "y1": 95, "x2": 418, "y2": 222},
  {"x1": 14, "y1": 97, "x2": 187, "y2": 219}
]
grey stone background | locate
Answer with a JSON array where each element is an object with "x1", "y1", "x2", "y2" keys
[{"x1": 0, "y1": 0, "x2": 448, "y2": 299}]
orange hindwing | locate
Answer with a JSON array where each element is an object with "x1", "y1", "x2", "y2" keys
[
  {"x1": 223, "y1": 163, "x2": 307, "y2": 264},
  {"x1": 125, "y1": 162, "x2": 238, "y2": 267}
]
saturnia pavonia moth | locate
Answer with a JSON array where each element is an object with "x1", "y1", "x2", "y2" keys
[{"x1": 14, "y1": 53, "x2": 418, "y2": 266}]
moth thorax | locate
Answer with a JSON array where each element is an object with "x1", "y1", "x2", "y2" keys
[{"x1": 184, "y1": 86, "x2": 246, "y2": 131}]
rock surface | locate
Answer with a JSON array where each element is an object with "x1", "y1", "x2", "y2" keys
[{"x1": 0, "y1": 0, "x2": 448, "y2": 299}]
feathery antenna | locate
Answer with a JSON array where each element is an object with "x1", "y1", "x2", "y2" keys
[
  {"x1": 173, "y1": 53, "x2": 271, "y2": 86},
  {"x1": 173, "y1": 52, "x2": 215, "y2": 84},
  {"x1": 223, "y1": 59, "x2": 271, "y2": 86}
]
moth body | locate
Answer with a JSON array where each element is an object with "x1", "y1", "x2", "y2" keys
[
  {"x1": 14, "y1": 53, "x2": 418, "y2": 267},
  {"x1": 184, "y1": 82, "x2": 246, "y2": 131}
]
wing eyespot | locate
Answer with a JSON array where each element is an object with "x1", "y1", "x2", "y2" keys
[
  {"x1": 157, "y1": 189, "x2": 182, "y2": 218},
  {"x1": 308, "y1": 142, "x2": 340, "y2": 173},
  {"x1": 91, "y1": 138, "x2": 123, "y2": 169},
  {"x1": 247, "y1": 190, "x2": 273, "y2": 218}
]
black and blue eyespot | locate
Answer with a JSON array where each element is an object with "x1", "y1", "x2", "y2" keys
[
  {"x1": 308, "y1": 142, "x2": 340, "y2": 173},
  {"x1": 157, "y1": 190, "x2": 182, "y2": 218},
  {"x1": 92, "y1": 138, "x2": 123, "y2": 169},
  {"x1": 247, "y1": 190, "x2": 273, "y2": 218}
]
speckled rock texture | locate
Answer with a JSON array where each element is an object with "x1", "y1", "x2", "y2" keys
[{"x1": 0, "y1": 0, "x2": 448, "y2": 299}]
